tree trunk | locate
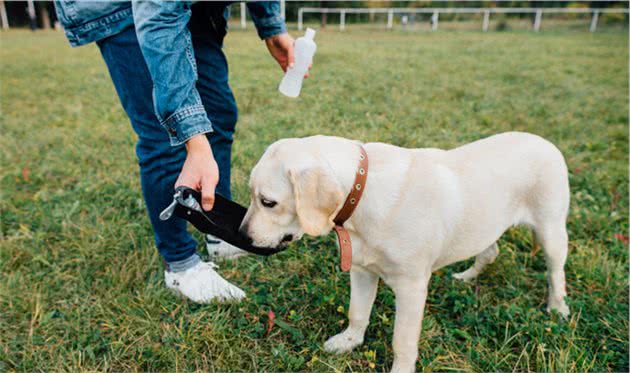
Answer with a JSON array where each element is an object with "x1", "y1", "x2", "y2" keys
[{"x1": 39, "y1": 3, "x2": 50, "y2": 29}]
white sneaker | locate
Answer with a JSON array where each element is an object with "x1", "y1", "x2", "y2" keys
[
  {"x1": 206, "y1": 234, "x2": 249, "y2": 259},
  {"x1": 165, "y1": 261, "x2": 246, "y2": 303}
]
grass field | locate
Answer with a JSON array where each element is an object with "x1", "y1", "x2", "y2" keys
[{"x1": 1, "y1": 28, "x2": 628, "y2": 372}]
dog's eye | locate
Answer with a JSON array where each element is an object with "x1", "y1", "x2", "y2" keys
[{"x1": 261, "y1": 198, "x2": 277, "y2": 208}]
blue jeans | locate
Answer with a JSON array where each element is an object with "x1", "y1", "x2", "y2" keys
[{"x1": 97, "y1": 24, "x2": 237, "y2": 266}]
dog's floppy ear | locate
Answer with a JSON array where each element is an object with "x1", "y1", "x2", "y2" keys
[{"x1": 289, "y1": 165, "x2": 345, "y2": 236}]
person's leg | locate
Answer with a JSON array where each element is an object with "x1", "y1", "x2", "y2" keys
[
  {"x1": 190, "y1": 4, "x2": 248, "y2": 259},
  {"x1": 96, "y1": 26, "x2": 245, "y2": 301},
  {"x1": 190, "y1": 3, "x2": 236, "y2": 200},
  {"x1": 97, "y1": 27, "x2": 198, "y2": 266}
]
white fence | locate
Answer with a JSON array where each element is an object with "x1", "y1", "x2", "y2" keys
[{"x1": 297, "y1": 7, "x2": 629, "y2": 33}]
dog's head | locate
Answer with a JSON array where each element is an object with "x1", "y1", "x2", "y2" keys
[{"x1": 239, "y1": 137, "x2": 346, "y2": 248}]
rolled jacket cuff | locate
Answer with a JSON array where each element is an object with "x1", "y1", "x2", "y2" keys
[
  {"x1": 255, "y1": 16, "x2": 287, "y2": 40},
  {"x1": 160, "y1": 104, "x2": 214, "y2": 146}
]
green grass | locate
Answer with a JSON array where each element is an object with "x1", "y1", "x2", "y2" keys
[{"x1": 1, "y1": 28, "x2": 628, "y2": 372}]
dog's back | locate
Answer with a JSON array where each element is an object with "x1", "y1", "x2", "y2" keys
[
  {"x1": 446, "y1": 131, "x2": 569, "y2": 223},
  {"x1": 419, "y1": 132, "x2": 570, "y2": 270}
]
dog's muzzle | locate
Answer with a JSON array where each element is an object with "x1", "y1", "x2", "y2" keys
[{"x1": 160, "y1": 186, "x2": 288, "y2": 256}]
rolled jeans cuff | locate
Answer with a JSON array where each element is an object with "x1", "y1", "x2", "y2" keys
[{"x1": 165, "y1": 253, "x2": 201, "y2": 273}]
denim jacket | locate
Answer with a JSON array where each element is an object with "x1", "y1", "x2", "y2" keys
[{"x1": 55, "y1": 1, "x2": 286, "y2": 146}]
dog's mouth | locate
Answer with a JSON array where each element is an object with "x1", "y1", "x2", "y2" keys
[
  {"x1": 277, "y1": 234, "x2": 294, "y2": 248},
  {"x1": 281, "y1": 234, "x2": 294, "y2": 243}
]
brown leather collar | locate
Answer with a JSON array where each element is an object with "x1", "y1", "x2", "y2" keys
[{"x1": 332, "y1": 145, "x2": 368, "y2": 272}]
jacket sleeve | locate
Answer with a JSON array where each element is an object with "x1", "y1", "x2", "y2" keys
[
  {"x1": 246, "y1": 1, "x2": 287, "y2": 39},
  {"x1": 132, "y1": 0, "x2": 213, "y2": 146}
]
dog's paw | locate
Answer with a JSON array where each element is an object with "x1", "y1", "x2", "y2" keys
[
  {"x1": 324, "y1": 330, "x2": 363, "y2": 354},
  {"x1": 547, "y1": 299, "x2": 570, "y2": 319},
  {"x1": 452, "y1": 269, "x2": 476, "y2": 283}
]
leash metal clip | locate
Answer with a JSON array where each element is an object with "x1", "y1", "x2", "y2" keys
[
  {"x1": 159, "y1": 190, "x2": 181, "y2": 221},
  {"x1": 159, "y1": 189, "x2": 205, "y2": 222}
]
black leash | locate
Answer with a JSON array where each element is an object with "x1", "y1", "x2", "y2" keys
[{"x1": 159, "y1": 186, "x2": 287, "y2": 256}]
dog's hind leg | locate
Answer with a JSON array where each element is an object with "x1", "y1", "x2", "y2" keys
[
  {"x1": 324, "y1": 267, "x2": 379, "y2": 354},
  {"x1": 536, "y1": 221, "x2": 570, "y2": 318},
  {"x1": 452, "y1": 243, "x2": 499, "y2": 282}
]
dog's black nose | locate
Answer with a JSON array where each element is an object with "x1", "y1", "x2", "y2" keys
[{"x1": 281, "y1": 234, "x2": 293, "y2": 243}]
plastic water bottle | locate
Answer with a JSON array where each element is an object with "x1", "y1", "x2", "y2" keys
[{"x1": 279, "y1": 28, "x2": 317, "y2": 98}]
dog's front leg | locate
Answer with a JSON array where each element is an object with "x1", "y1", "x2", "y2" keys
[
  {"x1": 390, "y1": 275, "x2": 430, "y2": 373},
  {"x1": 324, "y1": 267, "x2": 379, "y2": 353}
]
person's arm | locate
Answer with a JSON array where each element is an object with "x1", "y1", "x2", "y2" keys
[
  {"x1": 247, "y1": 1, "x2": 311, "y2": 77},
  {"x1": 246, "y1": 1, "x2": 286, "y2": 40},
  {"x1": 132, "y1": 0, "x2": 217, "y2": 209}
]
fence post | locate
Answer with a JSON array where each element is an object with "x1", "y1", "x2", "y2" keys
[
  {"x1": 590, "y1": 10, "x2": 599, "y2": 32},
  {"x1": 387, "y1": 9, "x2": 393, "y2": 29},
  {"x1": 27, "y1": 0, "x2": 36, "y2": 30},
  {"x1": 340, "y1": 10, "x2": 345, "y2": 31},
  {"x1": 240, "y1": 2, "x2": 246, "y2": 29},
  {"x1": 298, "y1": 8, "x2": 303, "y2": 30},
  {"x1": 0, "y1": 1, "x2": 8, "y2": 30},
  {"x1": 534, "y1": 9, "x2": 542, "y2": 31},
  {"x1": 482, "y1": 10, "x2": 490, "y2": 31},
  {"x1": 280, "y1": 0, "x2": 285, "y2": 20},
  {"x1": 431, "y1": 12, "x2": 439, "y2": 31}
]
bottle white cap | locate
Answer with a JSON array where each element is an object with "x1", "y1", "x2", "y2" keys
[{"x1": 304, "y1": 28, "x2": 316, "y2": 40}]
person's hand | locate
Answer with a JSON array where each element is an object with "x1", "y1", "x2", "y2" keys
[
  {"x1": 175, "y1": 134, "x2": 219, "y2": 210},
  {"x1": 264, "y1": 32, "x2": 310, "y2": 78}
]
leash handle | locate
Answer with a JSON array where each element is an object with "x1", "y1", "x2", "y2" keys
[{"x1": 159, "y1": 186, "x2": 287, "y2": 256}]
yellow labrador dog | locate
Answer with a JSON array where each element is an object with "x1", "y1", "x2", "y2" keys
[{"x1": 240, "y1": 132, "x2": 570, "y2": 372}]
